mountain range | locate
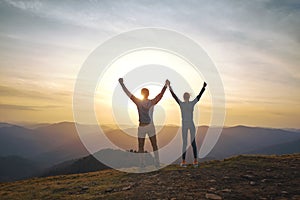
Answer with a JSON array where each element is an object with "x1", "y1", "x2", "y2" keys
[{"x1": 0, "y1": 122, "x2": 299, "y2": 182}]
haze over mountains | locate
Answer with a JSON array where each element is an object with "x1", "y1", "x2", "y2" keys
[
  {"x1": 0, "y1": 122, "x2": 89, "y2": 165},
  {"x1": 0, "y1": 122, "x2": 299, "y2": 182}
]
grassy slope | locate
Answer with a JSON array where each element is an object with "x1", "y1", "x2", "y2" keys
[{"x1": 0, "y1": 154, "x2": 299, "y2": 200}]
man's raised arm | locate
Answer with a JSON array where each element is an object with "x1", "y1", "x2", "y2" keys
[
  {"x1": 119, "y1": 78, "x2": 139, "y2": 103},
  {"x1": 151, "y1": 80, "x2": 169, "y2": 105}
]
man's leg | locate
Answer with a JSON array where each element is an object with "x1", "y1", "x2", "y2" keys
[
  {"x1": 138, "y1": 137, "x2": 145, "y2": 167},
  {"x1": 149, "y1": 135, "x2": 159, "y2": 167},
  {"x1": 138, "y1": 137, "x2": 145, "y2": 153},
  {"x1": 138, "y1": 126, "x2": 146, "y2": 168}
]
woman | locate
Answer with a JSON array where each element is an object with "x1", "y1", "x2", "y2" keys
[{"x1": 168, "y1": 81, "x2": 207, "y2": 167}]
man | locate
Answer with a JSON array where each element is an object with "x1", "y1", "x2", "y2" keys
[
  {"x1": 168, "y1": 81, "x2": 207, "y2": 167},
  {"x1": 119, "y1": 78, "x2": 169, "y2": 168}
]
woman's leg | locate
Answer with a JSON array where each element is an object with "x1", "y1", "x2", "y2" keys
[
  {"x1": 182, "y1": 123, "x2": 188, "y2": 160},
  {"x1": 190, "y1": 122, "x2": 198, "y2": 159}
]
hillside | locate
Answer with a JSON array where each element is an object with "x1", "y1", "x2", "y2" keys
[
  {"x1": 0, "y1": 156, "x2": 42, "y2": 182},
  {"x1": 248, "y1": 139, "x2": 300, "y2": 155},
  {"x1": 204, "y1": 126, "x2": 300, "y2": 159},
  {"x1": 42, "y1": 149, "x2": 154, "y2": 177},
  {"x1": 0, "y1": 154, "x2": 299, "y2": 200}
]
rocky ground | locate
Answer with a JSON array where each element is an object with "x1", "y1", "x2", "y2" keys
[{"x1": 0, "y1": 154, "x2": 299, "y2": 200}]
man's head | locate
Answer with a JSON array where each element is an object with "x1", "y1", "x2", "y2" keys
[
  {"x1": 183, "y1": 92, "x2": 190, "y2": 102},
  {"x1": 141, "y1": 88, "x2": 149, "y2": 99}
]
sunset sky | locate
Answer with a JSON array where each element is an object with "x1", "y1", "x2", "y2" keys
[{"x1": 0, "y1": 0, "x2": 299, "y2": 128}]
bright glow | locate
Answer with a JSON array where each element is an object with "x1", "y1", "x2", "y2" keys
[
  {"x1": 128, "y1": 84, "x2": 169, "y2": 127},
  {"x1": 94, "y1": 49, "x2": 212, "y2": 128}
]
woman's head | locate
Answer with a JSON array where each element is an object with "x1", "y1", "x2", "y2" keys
[{"x1": 183, "y1": 92, "x2": 190, "y2": 102}]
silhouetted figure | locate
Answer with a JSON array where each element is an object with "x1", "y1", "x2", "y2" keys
[
  {"x1": 119, "y1": 78, "x2": 169, "y2": 168},
  {"x1": 168, "y1": 81, "x2": 207, "y2": 167}
]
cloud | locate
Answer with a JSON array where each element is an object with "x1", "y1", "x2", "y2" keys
[
  {"x1": 0, "y1": 0, "x2": 299, "y2": 127},
  {"x1": 0, "y1": 103, "x2": 61, "y2": 111},
  {"x1": 0, "y1": 85, "x2": 70, "y2": 101},
  {"x1": 2, "y1": 0, "x2": 121, "y2": 32},
  {"x1": 1, "y1": 0, "x2": 299, "y2": 82},
  {"x1": 3, "y1": 0, "x2": 42, "y2": 11},
  {"x1": 0, "y1": 85, "x2": 49, "y2": 99}
]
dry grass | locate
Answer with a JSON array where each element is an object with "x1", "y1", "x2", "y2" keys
[{"x1": 0, "y1": 154, "x2": 299, "y2": 200}]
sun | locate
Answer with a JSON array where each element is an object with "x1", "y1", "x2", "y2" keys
[
  {"x1": 94, "y1": 49, "x2": 210, "y2": 127},
  {"x1": 127, "y1": 84, "x2": 171, "y2": 123}
]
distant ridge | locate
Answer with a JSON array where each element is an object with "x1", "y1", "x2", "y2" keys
[
  {"x1": 1, "y1": 122, "x2": 300, "y2": 182},
  {"x1": 248, "y1": 139, "x2": 300, "y2": 155}
]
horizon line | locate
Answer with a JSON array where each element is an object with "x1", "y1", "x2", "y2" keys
[{"x1": 1, "y1": 121, "x2": 299, "y2": 131}]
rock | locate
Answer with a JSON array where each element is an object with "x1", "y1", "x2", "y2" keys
[
  {"x1": 281, "y1": 191, "x2": 288, "y2": 194},
  {"x1": 241, "y1": 174, "x2": 254, "y2": 180},
  {"x1": 155, "y1": 192, "x2": 162, "y2": 196},
  {"x1": 250, "y1": 181, "x2": 256, "y2": 186},
  {"x1": 266, "y1": 168, "x2": 271, "y2": 172},
  {"x1": 223, "y1": 176, "x2": 230, "y2": 179},
  {"x1": 143, "y1": 180, "x2": 152, "y2": 184},
  {"x1": 81, "y1": 186, "x2": 89, "y2": 191},
  {"x1": 105, "y1": 188, "x2": 113, "y2": 193},
  {"x1": 150, "y1": 174, "x2": 159, "y2": 178},
  {"x1": 209, "y1": 187, "x2": 216, "y2": 191},
  {"x1": 221, "y1": 189, "x2": 232, "y2": 193},
  {"x1": 205, "y1": 193, "x2": 222, "y2": 200},
  {"x1": 121, "y1": 185, "x2": 131, "y2": 191},
  {"x1": 261, "y1": 179, "x2": 267, "y2": 183},
  {"x1": 208, "y1": 179, "x2": 216, "y2": 183},
  {"x1": 292, "y1": 195, "x2": 300, "y2": 200},
  {"x1": 170, "y1": 198, "x2": 177, "y2": 200}
]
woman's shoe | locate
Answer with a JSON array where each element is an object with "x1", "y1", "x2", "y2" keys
[{"x1": 180, "y1": 160, "x2": 187, "y2": 167}]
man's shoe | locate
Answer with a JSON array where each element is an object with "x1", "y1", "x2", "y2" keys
[{"x1": 139, "y1": 163, "x2": 146, "y2": 169}]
